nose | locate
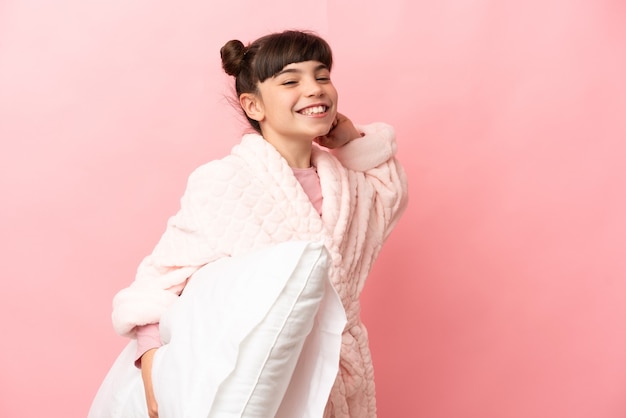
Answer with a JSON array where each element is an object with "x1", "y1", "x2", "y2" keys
[{"x1": 304, "y1": 77, "x2": 324, "y2": 97}]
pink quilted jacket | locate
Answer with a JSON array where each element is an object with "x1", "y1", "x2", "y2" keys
[{"x1": 112, "y1": 123, "x2": 408, "y2": 417}]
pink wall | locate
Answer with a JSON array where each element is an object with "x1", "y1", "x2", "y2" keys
[{"x1": 1, "y1": 1, "x2": 625, "y2": 417}]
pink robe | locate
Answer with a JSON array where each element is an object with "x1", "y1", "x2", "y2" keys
[{"x1": 112, "y1": 122, "x2": 408, "y2": 417}]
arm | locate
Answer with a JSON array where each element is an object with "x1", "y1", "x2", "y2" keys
[
  {"x1": 141, "y1": 348, "x2": 159, "y2": 418},
  {"x1": 112, "y1": 162, "x2": 229, "y2": 338},
  {"x1": 316, "y1": 114, "x2": 409, "y2": 239},
  {"x1": 111, "y1": 161, "x2": 236, "y2": 416},
  {"x1": 135, "y1": 323, "x2": 162, "y2": 367}
]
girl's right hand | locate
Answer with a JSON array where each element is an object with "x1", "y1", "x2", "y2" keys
[
  {"x1": 313, "y1": 112, "x2": 361, "y2": 149},
  {"x1": 141, "y1": 348, "x2": 159, "y2": 418}
]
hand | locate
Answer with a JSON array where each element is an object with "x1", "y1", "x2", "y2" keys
[
  {"x1": 141, "y1": 348, "x2": 159, "y2": 418},
  {"x1": 314, "y1": 112, "x2": 362, "y2": 149}
]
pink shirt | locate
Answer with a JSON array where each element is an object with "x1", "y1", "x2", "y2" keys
[
  {"x1": 134, "y1": 166, "x2": 323, "y2": 366},
  {"x1": 291, "y1": 166, "x2": 323, "y2": 216}
]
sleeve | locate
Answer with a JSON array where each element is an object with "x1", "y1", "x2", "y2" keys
[
  {"x1": 111, "y1": 162, "x2": 230, "y2": 338},
  {"x1": 134, "y1": 323, "x2": 162, "y2": 368},
  {"x1": 331, "y1": 122, "x2": 409, "y2": 242},
  {"x1": 330, "y1": 123, "x2": 397, "y2": 172}
]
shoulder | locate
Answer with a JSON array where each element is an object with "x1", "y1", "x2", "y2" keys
[
  {"x1": 180, "y1": 155, "x2": 250, "y2": 203},
  {"x1": 188, "y1": 157, "x2": 239, "y2": 184},
  {"x1": 186, "y1": 136, "x2": 260, "y2": 187}
]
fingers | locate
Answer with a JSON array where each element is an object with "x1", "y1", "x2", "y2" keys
[{"x1": 314, "y1": 112, "x2": 353, "y2": 149}]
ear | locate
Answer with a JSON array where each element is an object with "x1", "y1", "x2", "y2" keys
[{"x1": 239, "y1": 93, "x2": 265, "y2": 122}]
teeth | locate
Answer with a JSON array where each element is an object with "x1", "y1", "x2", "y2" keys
[{"x1": 300, "y1": 106, "x2": 326, "y2": 116}]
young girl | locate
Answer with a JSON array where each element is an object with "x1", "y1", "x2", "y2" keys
[{"x1": 104, "y1": 30, "x2": 407, "y2": 417}]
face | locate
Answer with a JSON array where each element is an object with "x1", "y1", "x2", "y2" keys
[{"x1": 243, "y1": 60, "x2": 338, "y2": 144}]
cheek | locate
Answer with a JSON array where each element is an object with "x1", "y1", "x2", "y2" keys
[
  {"x1": 329, "y1": 86, "x2": 339, "y2": 103},
  {"x1": 273, "y1": 91, "x2": 295, "y2": 106}
]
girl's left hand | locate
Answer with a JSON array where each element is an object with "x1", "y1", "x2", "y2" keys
[{"x1": 314, "y1": 113, "x2": 362, "y2": 149}]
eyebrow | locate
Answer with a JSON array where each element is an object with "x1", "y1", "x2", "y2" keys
[{"x1": 274, "y1": 63, "x2": 329, "y2": 77}]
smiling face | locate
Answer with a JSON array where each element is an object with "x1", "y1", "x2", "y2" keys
[{"x1": 240, "y1": 60, "x2": 338, "y2": 146}]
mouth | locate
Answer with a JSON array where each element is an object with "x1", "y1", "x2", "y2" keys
[{"x1": 297, "y1": 105, "x2": 329, "y2": 116}]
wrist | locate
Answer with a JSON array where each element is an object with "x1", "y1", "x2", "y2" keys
[{"x1": 342, "y1": 131, "x2": 364, "y2": 147}]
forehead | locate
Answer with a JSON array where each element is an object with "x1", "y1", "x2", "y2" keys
[{"x1": 276, "y1": 60, "x2": 329, "y2": 74}]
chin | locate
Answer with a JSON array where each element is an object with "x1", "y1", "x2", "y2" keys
[
  {"x1": 300, "y1": 125, "x2": 332, "y2": 139},
  {"x1": 311, "y1": 130, "x2": 331, "y2": 140}
]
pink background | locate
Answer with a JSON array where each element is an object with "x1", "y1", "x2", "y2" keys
[{"x1": 1, "y1": 1, "x2": 625, "y2": 417}]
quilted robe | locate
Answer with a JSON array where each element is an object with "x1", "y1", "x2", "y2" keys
[{"x1": 112, "y1": 122, "x2": 408, "y2": 417}]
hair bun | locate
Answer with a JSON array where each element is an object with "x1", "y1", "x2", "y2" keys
[{"x1": 220, "y1": 39, "x2": 247, "y2": 76}]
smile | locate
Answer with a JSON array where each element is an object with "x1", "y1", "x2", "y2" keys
[{"x1": 298, "y1": 105, "x2": 328, "y2": 116}]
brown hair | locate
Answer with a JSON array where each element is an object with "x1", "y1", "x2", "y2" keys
[{"x1": 220, "y1": 30, "x2": 333, "y2": 133}]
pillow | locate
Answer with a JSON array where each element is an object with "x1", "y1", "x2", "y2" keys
[
  {"x1": 150, "y1": 240, "x2": 346, "y2": 418},
  {"x1": 87, "y1": 240, "x2": 345, "y2": 418}
]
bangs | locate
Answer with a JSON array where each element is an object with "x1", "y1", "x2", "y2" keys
[{"x1": 253, "y1": 32, "x2": 333, "y2": 82}]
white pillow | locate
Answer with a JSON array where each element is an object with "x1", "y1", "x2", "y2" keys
[
  {"x1": 150, "y1": 240, "x2": 345, "y2": 418},
  {"x1": 87, "y1": 240, "x2": 346, "y2": 418}
]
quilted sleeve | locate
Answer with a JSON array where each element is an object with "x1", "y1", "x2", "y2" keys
[
  {"x1": 111, "y1": 161, "x2": 230, "y2": 338},
  {"x1": 331, "y1": 123, "x2": 409, "y2": 242},
  {"x1": 330, "y1": 123, "x2": 397, "y2": 173}
]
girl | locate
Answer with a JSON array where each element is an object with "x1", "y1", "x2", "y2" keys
[{"x1": 107, "y1": 30, "x2": 407, "y2": 417}]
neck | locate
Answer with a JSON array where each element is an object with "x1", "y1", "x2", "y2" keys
[{"x1": 262, "y1": 133, "x2": 313, "y2": 169}]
